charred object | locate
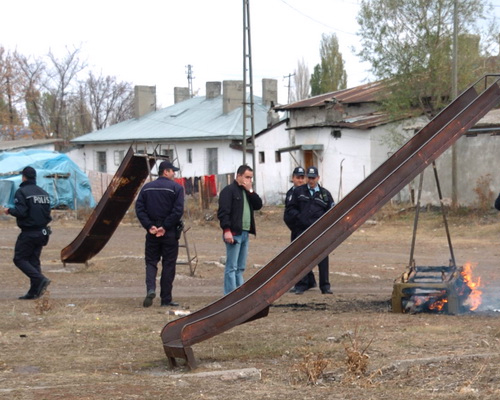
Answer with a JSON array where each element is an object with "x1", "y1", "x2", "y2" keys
[{"x1": 392, "y1": 262, "x2": 473, "y2": 314}]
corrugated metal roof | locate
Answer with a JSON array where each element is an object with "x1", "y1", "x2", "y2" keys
[
  {"x1": 274, "y1": 80, "x2": 391, "y2": 111},
  {"x1": 290, "y1": 111, "x2": 410, "y2": 131},
  {"x1": 72, "y1": 95, "x2": 270, "y2": 144}
]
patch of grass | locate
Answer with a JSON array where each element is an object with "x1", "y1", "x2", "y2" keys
[{"x1": 290, "y1": 352, "x2": 330, "y2": 385}]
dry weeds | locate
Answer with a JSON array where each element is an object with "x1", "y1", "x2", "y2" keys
[{"x1": 1, "y1": 206, "x2": 500, "y2": 399}]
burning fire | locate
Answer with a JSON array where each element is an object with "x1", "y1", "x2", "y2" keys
[
  {"x1": 403, "y1": 262, "x2": 482, "y2": 313},
  {"x1": 460, "y1": 262, "x2": 482, "y2": 311}
]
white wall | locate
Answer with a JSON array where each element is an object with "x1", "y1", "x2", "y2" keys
[
  {"x1": 420, "y1": 134, "x2": 500, "y2": 207},
  {"x1": 254, "y1": 123, "x2": 291, "y2": 204},
  {"x1": 66, "y1": 140, "x2": 248, "y2": 179}
]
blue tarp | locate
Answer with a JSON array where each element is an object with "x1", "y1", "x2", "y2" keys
[{"x1": 0, "y1": 150, "x2": 96, "y2": 209}]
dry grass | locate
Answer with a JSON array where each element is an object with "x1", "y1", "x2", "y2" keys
[
  {"x1": 290, "y1": 352, "x2": 330, "y2": 385},
  {"x1": 2, "y1": 207, "x2": 500, "y2": 399},
  {"x1": 34, "y1": 291, "x2": 53, "y2": 314},
  {"x1": 343, "y1": 328, "x2": 372, "y2": 376}
]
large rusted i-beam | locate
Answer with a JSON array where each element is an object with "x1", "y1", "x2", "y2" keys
[
  {"x1": 61, "y1": 146, "x2": 156, "y2": 264},
  {"x1": 159, "y1": 76, "x2": 500, "y2": 368}
]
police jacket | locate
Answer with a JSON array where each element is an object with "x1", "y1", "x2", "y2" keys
[
  {"x1": 283, "y1": 186, "x2": 298, "y2": 232},
  {"x1": 135, "y1": 176, "x2": 184, "y2": 231},
  {"x1": 8, "y1": 179, "x2": 52, "y2": 231},
  {"x1": 284, "y1": 183, "x2": 334, "y2": 232},
  {"x1": 217, "y1": 180, "x2": 263, "y2": 236},
  {"x1": 495, "y1": 192, "x2": 500, "y2": 211}
]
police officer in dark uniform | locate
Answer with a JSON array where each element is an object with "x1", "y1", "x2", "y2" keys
[
  {"x1": 3, "y1": 166, "x2": 52, "y2": 300},
  {"x1": 284, "y1": 166, "x2": 335, "y2": 295},
  {"x1": 284, "y1": 166, "x2": 317, "y2": 292},
  {"x1": 135, "y1": 161, "x2": 184, "y2": 308}
]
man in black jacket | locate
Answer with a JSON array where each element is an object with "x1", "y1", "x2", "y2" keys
[
  {"x1": 217, "y1": 165, "x2": 263, "y2": 295},
  {"x1": 136, "y1": 161, "x2": 184, "y2": 307},
  {"x1": 284, "y1": 166, "x2": 335, "y2": 295},
  {"x1": 495, "y1": 193, "x2": 500, "y2": 211},
  {"x1": 3, "y1": 166, "x2": 52, "y2": 300}
]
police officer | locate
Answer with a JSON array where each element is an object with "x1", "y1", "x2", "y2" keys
[
  {"x1": 284, "y1": 166, "x2": 335, "y2": 295},
  {"x1": 284, "y1": 166, "x2": 316, "y2": 292},
  {"x1": 3, "y1": 166, "x2": 52, "y2": 300},
  {"x1": 135, "y1": 161, "x2": 184, "y2": 308}
]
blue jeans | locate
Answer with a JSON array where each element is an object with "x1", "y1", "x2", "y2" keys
[{"x1": 224, "y1": 231, "x2": 249, "y2": 295}]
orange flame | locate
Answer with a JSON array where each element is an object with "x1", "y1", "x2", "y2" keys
[
  {"x1": 461, "y1": 262, "x2": 482, "y2": 311},
  {"x1": 429, "y1": 297, "x2": 448, "y2": 311}
]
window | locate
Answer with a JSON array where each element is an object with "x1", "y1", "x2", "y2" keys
[
  {"x1": 259, "y1": 151, "x2": 265, "y2": 164},
  {"x1": 114, "y1": 150, "x2": 125, "y2": 166},
  {"x1": 206, "y1": 148, "x2": 218, "y2": 175},
  {"x1": 275, "y1": 151, "x2": 281, "y2": 163},
  {"x1": 162, "y1": 149, "x2": 174, "y2": 161},
  {"x1": 96, "y1": 151, "x2": 107, "y2": 173},
  {"x1": 187, "y1": 148, "x2": 192, "y2": 163}
]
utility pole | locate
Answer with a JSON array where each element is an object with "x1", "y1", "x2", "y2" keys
[
  {"x1": 284, "y1": 73, "x2": 295, "y2": 104},
  {"x1": 186, "y1": 64, "x2": 194, "y2": 98},
  {"x1": 451, "y1": 0, "x2": 458, "y2": 208},
  {"x1": 242, "y1": 0, "x2": 256, "y2": 187}
]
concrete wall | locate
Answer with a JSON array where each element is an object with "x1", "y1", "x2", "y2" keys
[
  {"x1": 419, "y1": 134, "x2": 500, "y2": 207},
  {"x1": 67, "y1": 140, "x2": 251, "y2": 184},
  {"x1": 262, "y1": 79, "x2": 278, "y2": 107},
  {"x1": 134, "y1": 86, "x2": 156, "y2": 118},
  {"x1": 254, "y1": 122, "x2": 291, "y2": 204},
  {"x1": 174, "y1": 87, "x2": 190, "y2": 104},
  {"x1": 223, "y1": 81, "x2": 244, "y2": 114}
]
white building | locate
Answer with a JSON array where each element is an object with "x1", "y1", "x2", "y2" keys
[{"x1": 68, "y1": 79, "x2": 292, "y2": 202}]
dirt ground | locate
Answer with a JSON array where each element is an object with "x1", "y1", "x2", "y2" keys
[{"x1": 1, "y1": 204, "x2": 500, "y2": 399}]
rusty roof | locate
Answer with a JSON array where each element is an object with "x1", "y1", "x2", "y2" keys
[
  {"x1": 289, "y1": 111, "x2": 404, "y2": 131},
  {"x1": 275, "y1": 80, "x2": 391, "y2": 111}
]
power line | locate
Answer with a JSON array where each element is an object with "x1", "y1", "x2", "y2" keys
[{"x1": 278, "y1": 0, "x2": 359, "y2": 36}]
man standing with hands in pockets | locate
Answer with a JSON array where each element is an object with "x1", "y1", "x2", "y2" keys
[{"x1": 217, "y1": 165, "x2": 263, "y2": 295}]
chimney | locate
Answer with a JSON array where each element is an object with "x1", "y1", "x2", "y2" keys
[
  {"x1": 223, "y1": 80, "x2": 244, "y2": 114},
  {"x1": 206, "y1": 81, "x2": 222, "y2": 99},
  {"x1": 134, "y1": 86, "x2": 156, "y2": 118},
  {"x1": 174, "y1": 87, "x2": 190, "y2": 104},
  {"x1": 262, "y1": 79, "x2": 278, "y2": 107}
]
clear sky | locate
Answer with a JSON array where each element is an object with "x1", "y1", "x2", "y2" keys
[
  {"x1": 1, "y1": 0, "x2": 374, "y2": 106},
  {"x1": 4, "y1": 0, "x2": 499, "y2": 108}
]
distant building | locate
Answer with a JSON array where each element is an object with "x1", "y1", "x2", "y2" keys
[
  {"x1": 274, "y1": 80, "x2": 500, "y2": 207},
  {"x1": 68, "y1": 79, "x2": 290, "y2": 202}
]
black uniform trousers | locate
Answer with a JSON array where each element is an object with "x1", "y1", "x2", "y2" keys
[
  {"x1": 292, "y1": 230, "x2": 330, "y2": 292},
  {"x1": 144, "y1": 230, "x2": 179, "y2": 304},
  {"x1": 14, "y1": 230, "x2": 49, "y2": 295},
  {"x1": 291, "y1": 230, "x2": 317, "y2": 290}
]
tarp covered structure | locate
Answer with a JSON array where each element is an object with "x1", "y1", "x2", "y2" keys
[{"x1": 0, "y1": 150, "x2": 95, "y2": 209}]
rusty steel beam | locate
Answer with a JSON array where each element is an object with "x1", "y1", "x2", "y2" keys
[
  {"x1": 161, "y1": 76, "x2": 500, "y2": 368},
  {"x1": 61, "y1": 147, "x2": 156, "y2": 264}
]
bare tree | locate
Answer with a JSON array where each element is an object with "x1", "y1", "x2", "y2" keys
[
  {"x1": 290, "y1": 58, "x2": 310, "y2": 102},
  {"x1": 0, "y1": 48, "x2": 26, "y2": 139},
  {"x1": 3, "y1": 45, "x2": 136, "y2": 140},
  {"x1": 16, "y1": 52, "x2": 48, "y2": 138},
  {"x1": 86, "y1": 72, "x2": 134, "y2": 131},
  {"x1": 44, "y1": 47, "x2": 87, "y2": 139}
]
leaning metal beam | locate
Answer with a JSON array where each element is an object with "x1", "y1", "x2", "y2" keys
[
  {"x1": 161, "y1": 76, "x2": 500, "y2": 369},
  {"x1": 61, "y1": 146, "x2": 156, "y2": 264}
]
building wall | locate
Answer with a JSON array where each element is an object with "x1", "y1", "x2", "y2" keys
[
  {"x1": 420, "y1": 134, "x2": 500, "y2": 207},
  {"x1": 67, "y1": 140, "x2": 252, "y2": 182},
  {"x1": 254, "y1": 123, "x2": 291, "y2": 204}
]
